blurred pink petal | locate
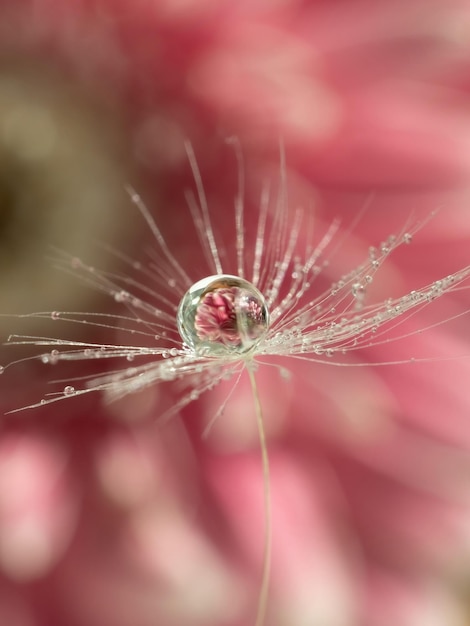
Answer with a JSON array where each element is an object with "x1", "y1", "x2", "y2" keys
[
  {"x1": 362, "y1": 568, "x2": 466, "y2": 626},
  {"x1": 0, "y1": 435, "x2": 77, "y2": 581}
]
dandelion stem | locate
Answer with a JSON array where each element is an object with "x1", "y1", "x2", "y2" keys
[{"x1": 247, "y1": 363, "x2": 271, "y2": 626}]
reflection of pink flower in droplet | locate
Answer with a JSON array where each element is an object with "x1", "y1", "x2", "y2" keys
[
  {"x1": 1, "y1": 1, "x2": 470, "y2": 626},
  {"x1": 195, "y1": 288, "x2": 239, "y2": 344}
]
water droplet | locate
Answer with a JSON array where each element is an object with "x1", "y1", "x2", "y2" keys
[
  {"x1": 63, "y1": 385, "x2": 75, "y2": 396},
  {"x1": 50, "y1": 349, "x2": 59, "y2": 363},
  {"x1": 403, "y1": 233, "x2": 412, "y2": 244},
  {"x1": 51, "y1": 311, "x2": 60, "y2": 320},
  {"x1": 177, "y1": 274, "x2": 269, "y2": 356},
  {"x1": 0, "y1": 366, "x2": 4, "y2": 374},
  {"x1": 351, "y1": 282, "x2": 365, "y2": 299},
  {"x1": 40, "y1": 399, "x2": 46, "y2": 405},
  {"x1": 126, "y1": 354, "x2": 135, "y2": 362},
  {"x1": 114, "y1": 290, "x2": 129, "y2": 303}
]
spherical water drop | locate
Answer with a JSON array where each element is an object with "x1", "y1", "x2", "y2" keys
[
  {"x1": 63, "y1": 385, "x2": 75, "y2": 396},
  {"x1": 51, "y1": 311, "x2": 60, "y2": 320},
  {"x1": 177, "y1": 275, "x2": 269, "y2": 356},
  {"x1": 0, "y1": 366, "x2": 4, "y2": 375},
  {"x1": 403, "y1": 233, "x2": 412, "y2": 244}
]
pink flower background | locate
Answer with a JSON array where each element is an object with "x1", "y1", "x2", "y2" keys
[{"x1": 0, "y1": 1, "x2": 470, "y2": 625}]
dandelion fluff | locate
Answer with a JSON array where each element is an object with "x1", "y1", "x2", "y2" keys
[{"x1": 2, "y1": 143, "x2": 470, "y2": 625}]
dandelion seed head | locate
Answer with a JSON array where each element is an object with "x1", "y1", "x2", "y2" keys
[
  {"x1": 177, "y1": 275, "x2": 269, "y2": 356},
  {"x1": 3, "y1": 145, "x2": 470, "y2": 427}
]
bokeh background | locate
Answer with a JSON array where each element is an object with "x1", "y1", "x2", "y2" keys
[{"x1": 0, "y1": 1, "x2": 470, "y2": 625}]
